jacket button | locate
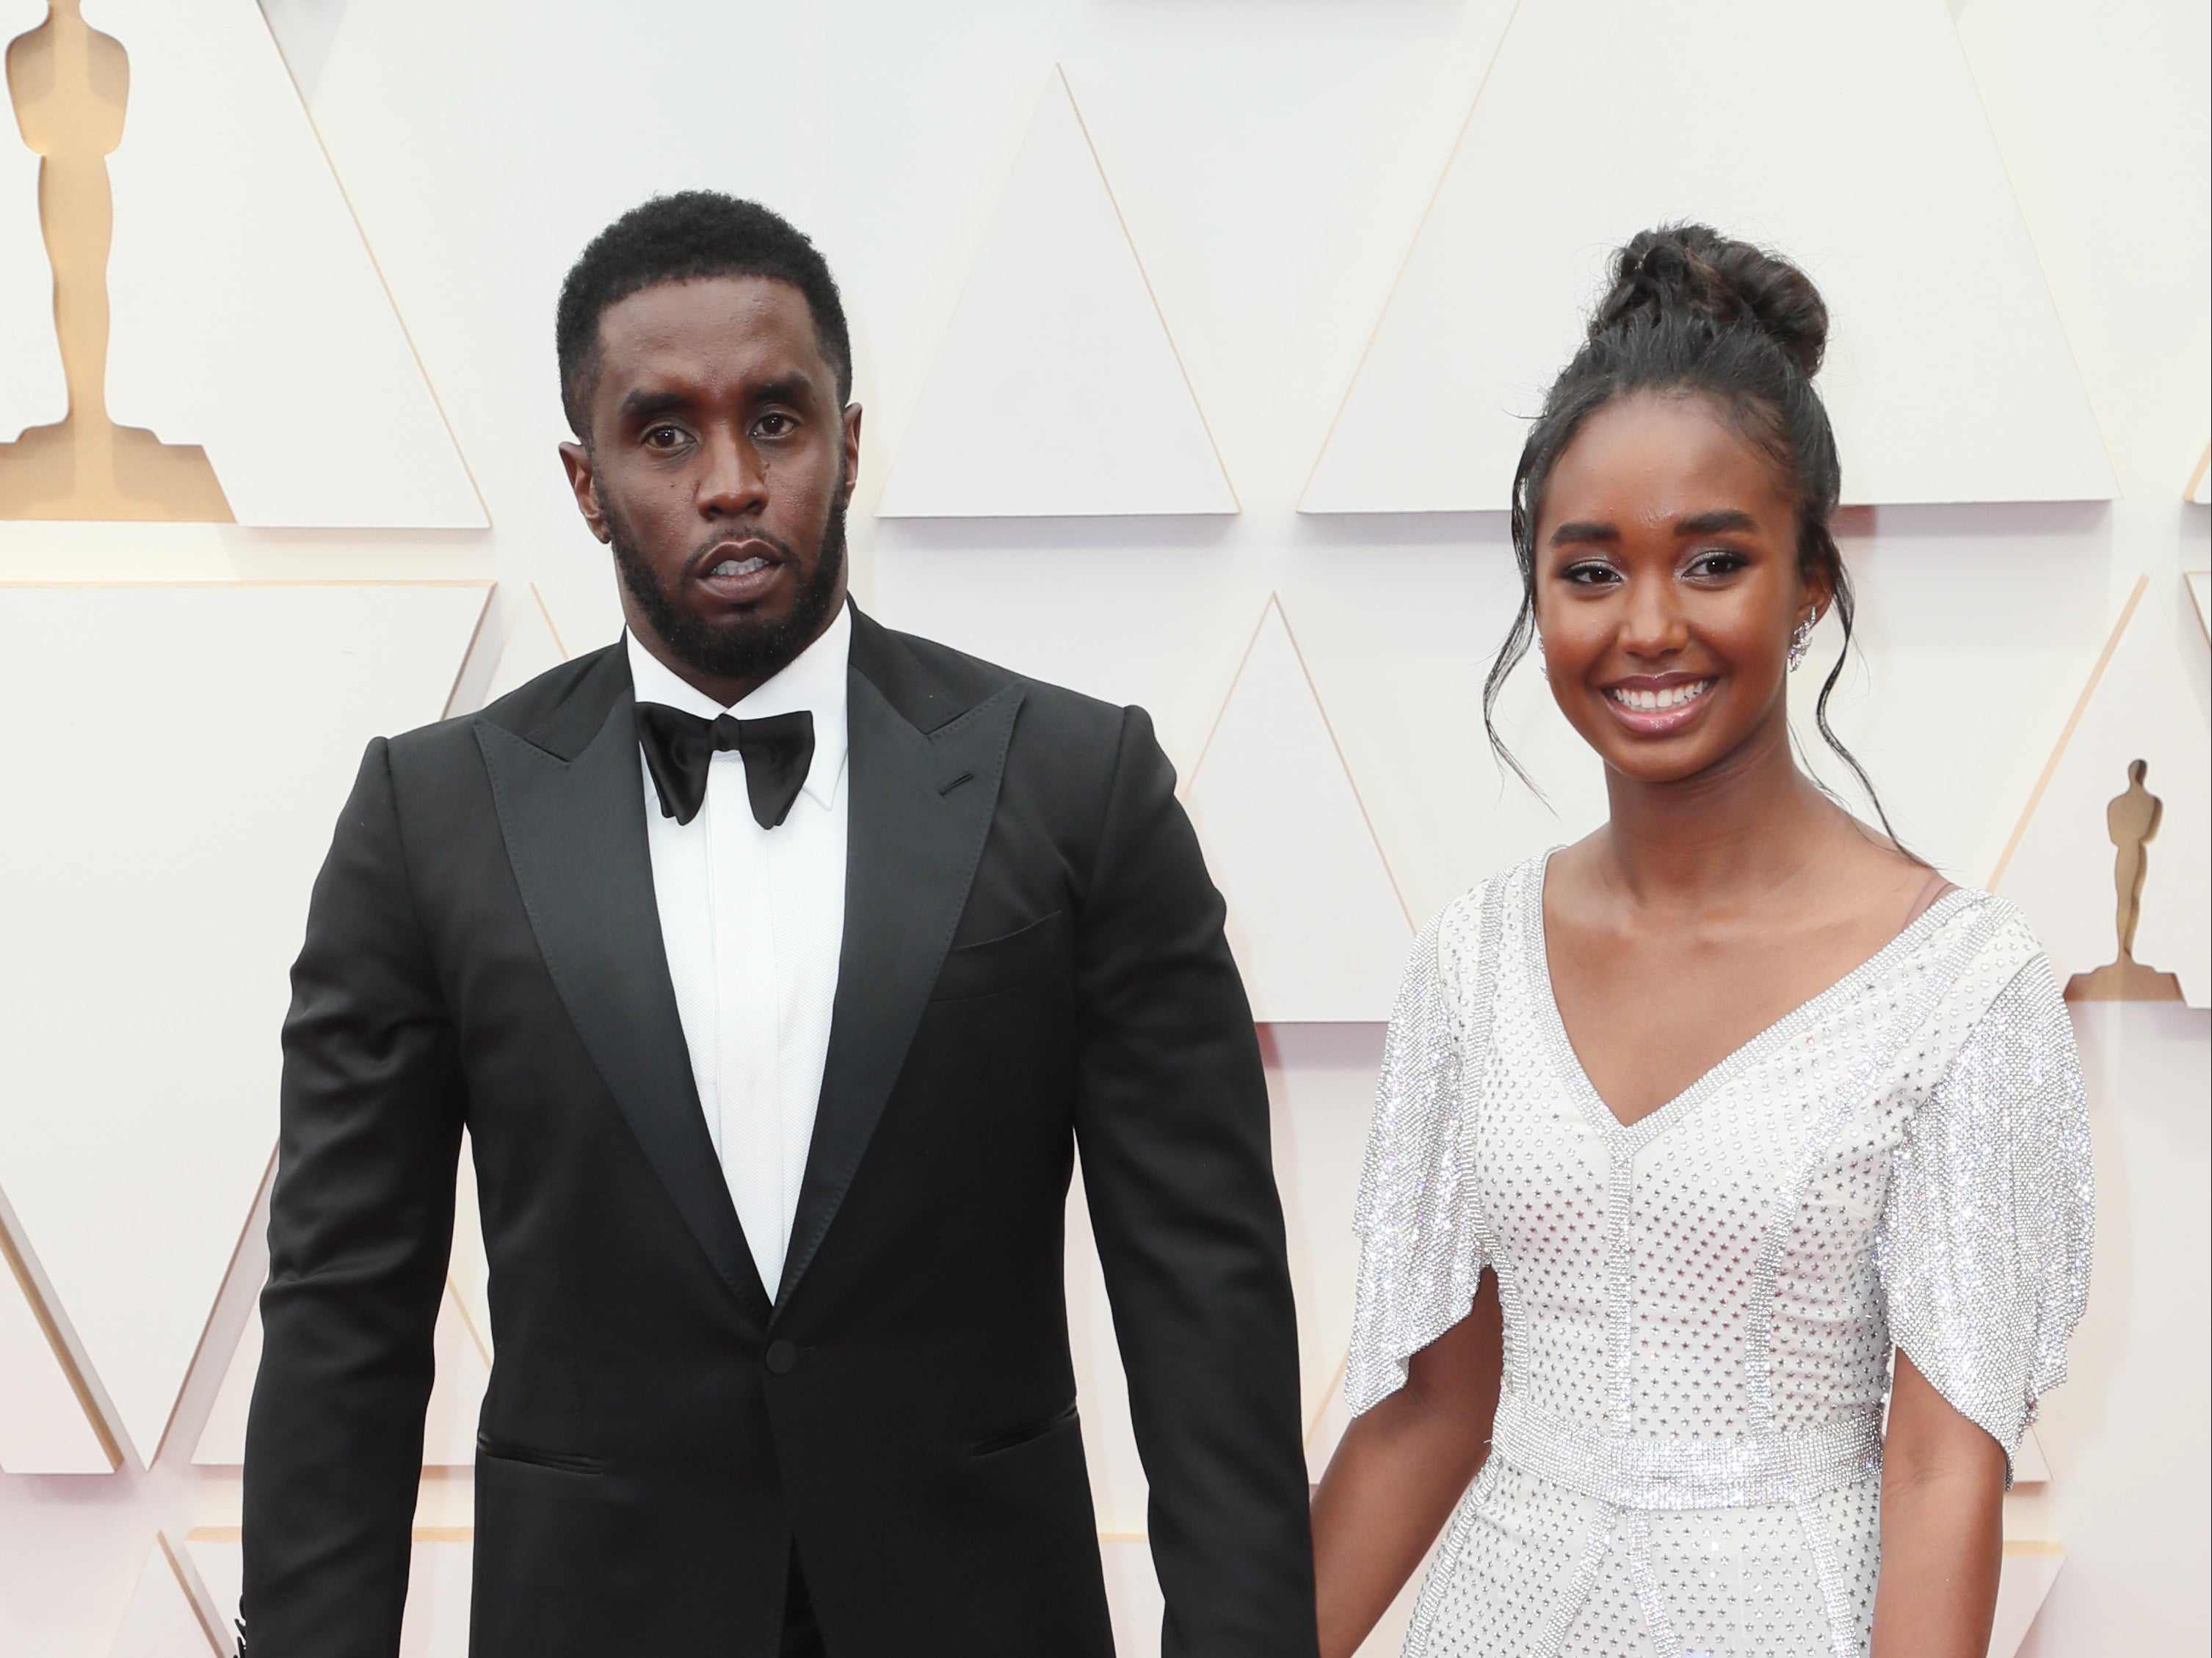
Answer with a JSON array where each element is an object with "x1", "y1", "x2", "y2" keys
[{"x1": 764, "y1": 1339, "x2": 799, "y2": 1375}]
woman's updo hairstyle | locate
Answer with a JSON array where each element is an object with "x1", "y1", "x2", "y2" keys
[{"x1": 1484, "y1": 223, "x2": 1898, "y2": 841}]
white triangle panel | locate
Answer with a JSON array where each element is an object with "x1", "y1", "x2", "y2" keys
[
  {"x1": 180, "y1": 1535, "x2": 240, "y2": 1658},
  {"x1": 1990, "y1": 1543, "x2": 2064, "y2": 1658},
  {"x1": 1183, "y1": 600, "x2": 1413, "y2": 1022},
  {"x1": 1303, "y1": 0, "x2": 2113, "y2": 512},
  {"x1": 195, "y1": 1280, "x2": 487, "y2": 1467},
  {"x1": 1264, "y1": 1023, "x2": 1389, "y2": 1436},
  {"x1": 2189, "y1": 572, "x2": 2210, "y2": 640},
  {"x1": 2012, "y1": 1425, "x2": 2051, "y2": 1484},
  {"x1": 482, "y1": 583, "x2": 570, "y2": 704},
  {"x1": 2189, "y1": 446, "x2": 2209, "y2": 506},
  {"x1": 0, "y1": 0, "x2": 66, "y2": 443},
  {"x1": 876, "y1": 67, "x2": 1235, "y2": 518},
  {"x1": 1992, "y1": 578, "x2": 2210, "y2": 1005},
  {"x1": 394, "y1": 1534, "x2": 475, "y2": 1657},
  {"x1": 189, "y1": 1292, "x2": 257, "y2": 1466},
  {"x1": 90, "y1": 0, "x2": 484, "y2": 527},
  {"x1": 1098, "y1": 1536, "x2": 1166, "y2": 1658},
  {"x1": 420, "y1": 1287, "x2": 490, "y2": 1465},
  {"x1": 106, "y1": 1538, "x2": 222, "y2": 1658},
  {"x1": 0, "y1": 1199, "x2": 117, "y2": 1472},
  {"x1": 0, "y1": 583, "x2": 490, "y2": 1461},
  {"x1": 449, "y1": 1135, "x2": 493, "y2": 1364}
]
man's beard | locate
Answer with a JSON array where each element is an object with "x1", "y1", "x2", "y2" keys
[{"x1": 609, "y1": 479, "x2": 848, "y2": 689}]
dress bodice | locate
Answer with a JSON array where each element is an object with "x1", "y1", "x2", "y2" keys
[{"x1": 1346, "y1": 856, "x2": 2092, "y2": 1658}]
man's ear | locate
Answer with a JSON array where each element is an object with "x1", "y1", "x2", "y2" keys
[
  {"x1": 559, "y1": 440, "x2": 610, "y2": 544},
  {"x1": 840, "y1": 403, "x2": 863, "y2": 501}
]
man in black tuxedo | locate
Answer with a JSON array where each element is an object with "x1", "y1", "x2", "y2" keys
[{"x1": 239, "y1": 192, "x2": 1319, "y2": 1657}]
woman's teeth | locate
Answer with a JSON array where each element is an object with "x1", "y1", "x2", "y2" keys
[
  {"x1": 709, "y1": 556, "x2": 769, "y2": 577},
  {"x1": 1609, "y1": 679, "x2": 1713, "y2": 711}
]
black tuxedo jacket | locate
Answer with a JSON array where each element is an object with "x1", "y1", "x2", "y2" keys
[{"x1": 240, "y1": 606, "x2": 1319, "y2": 1658}]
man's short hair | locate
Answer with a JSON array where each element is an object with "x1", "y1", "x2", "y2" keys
[{"x1": 555, "y1": 192, "x2": 853, "y2": 438}]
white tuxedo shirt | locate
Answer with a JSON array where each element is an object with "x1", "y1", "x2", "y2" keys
[{"x1": 626, "y1": 606, "x2": 850, "y2": 1299}]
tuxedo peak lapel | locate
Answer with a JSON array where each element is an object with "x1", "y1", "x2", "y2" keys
[
  {"x1": 476, "y1": 677, "x2": 774, "y2": 1326},
  {"x1": 778, "y1": 647, "x2": 1023, "y2": 1308},
  {"x1": 481, "y1": 641, "x2": 629, "y2": 762},
  {"x1": 845, "y1": 605, "x2": 990, "y2": 735}
]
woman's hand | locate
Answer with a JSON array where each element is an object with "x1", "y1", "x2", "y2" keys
[
  {"x1": 1310, "y1": 1273, "x2": 1504, "y2": 1658},
  {"x1": 1870, "y1": 1349, "x2": 2006, "y2": 1657}
]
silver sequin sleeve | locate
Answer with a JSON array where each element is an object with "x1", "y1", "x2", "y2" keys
[
  {"x1": 1346, "y1": 895, "x2": 1493, "y2": 1417},
  {"x1": 1876, "y1": 952, "x2": 2093, "y2": 1483}
]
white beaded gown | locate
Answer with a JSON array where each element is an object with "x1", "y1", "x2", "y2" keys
[{"x1": 1347, "y1": 854, "x2": 2093, "y2": 1658}]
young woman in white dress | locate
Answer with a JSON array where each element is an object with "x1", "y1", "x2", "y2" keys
[{"x1": 1309, "y1": 225, "x2": 2092, "y2": 1658}]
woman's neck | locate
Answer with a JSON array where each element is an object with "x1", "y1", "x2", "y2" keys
[{"x1": 1594, "y1": 710, "x2": 1840, "y2": 912}]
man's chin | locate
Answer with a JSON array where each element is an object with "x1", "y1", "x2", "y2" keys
[
  {"x1": 658, "y1": 606, "x2": 814, "y2": 684},
  {"x1": 689, "y1": 597, "x2": 788, "y2": 635}
]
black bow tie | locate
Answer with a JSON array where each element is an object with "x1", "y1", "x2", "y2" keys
[{"x1": 636, "y1": 702, "x2": 816, "y2": 829}]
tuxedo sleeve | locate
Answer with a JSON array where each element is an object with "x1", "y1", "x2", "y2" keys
[
  {"x1": 1071, "y1": 706, "x2": 1320, "y2": 1658},
  {"x1": 242, "y1": 738, "x2": 465, "y2": 1657}
]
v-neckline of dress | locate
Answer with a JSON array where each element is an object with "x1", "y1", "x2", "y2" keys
[{"x1": 1525, "y1": 851, "x2": 1980, "y2": 1146}]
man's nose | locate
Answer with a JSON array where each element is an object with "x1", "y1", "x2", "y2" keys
[{"x1": 697, "y1": 426, "x2": 768, "y2": 517}]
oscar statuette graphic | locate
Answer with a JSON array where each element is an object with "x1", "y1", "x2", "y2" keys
[
  {"x1": 0, "y1": 0, "x2": 229, "y2": 519},
  {"x1": 2064, "y1": 757, "x2": 2186, "y2": 1002}
]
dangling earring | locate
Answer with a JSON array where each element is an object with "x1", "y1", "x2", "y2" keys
[{"x1": 1787, "y1": 616, "x2": 1815, "y2": 672}]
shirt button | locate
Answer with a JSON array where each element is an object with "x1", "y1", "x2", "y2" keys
[{"x1": 764, "y1": 1339, "x2": 799, "y2": 1375}]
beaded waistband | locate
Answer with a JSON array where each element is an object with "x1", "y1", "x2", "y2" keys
[{"x1": 1488, "y1": 1393, "x2": 1882, "y2": 1512}]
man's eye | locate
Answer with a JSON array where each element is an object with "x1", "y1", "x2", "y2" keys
[
  {"x1": 644, "y1": 425, "x2": 686, "y2": 449},
  {"x1": 755, "y1": 412, "x2": 794, "y2": 438}
]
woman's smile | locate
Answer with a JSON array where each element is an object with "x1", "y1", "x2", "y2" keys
[{"x1": 1600, "y1": 672, "x2": 1718, "y2": 734}]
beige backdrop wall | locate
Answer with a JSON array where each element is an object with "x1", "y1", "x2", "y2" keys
[{"x1": 0, "y1": 1, "x2": 2204, "y2": 1654}]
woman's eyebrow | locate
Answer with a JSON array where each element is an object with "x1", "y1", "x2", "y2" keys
[
  {"x1": 1548, "y1": 520, "x2": 1617, "y2": 547},
  {"x1": 1674, "y1": 509, "x2": 1758, "y2": 536}
]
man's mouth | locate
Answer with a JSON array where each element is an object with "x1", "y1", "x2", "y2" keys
[{"x1": 695, "y1": 542, "x2": 786, "y2": 604}]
